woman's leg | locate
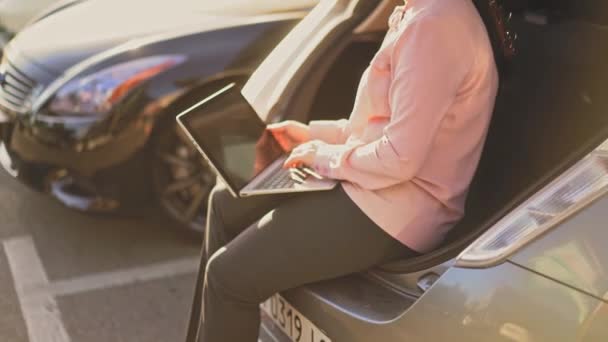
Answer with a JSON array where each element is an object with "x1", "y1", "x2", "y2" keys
[
  {"x1": 203, "y1": 182, "x2": 291, "y2": 262},
  {"x1": 200, "y1": 186, "x2": 418, "y2": 342},
  {"x1": 186, "y1": 182, "x2": 290, "y2": 342}
]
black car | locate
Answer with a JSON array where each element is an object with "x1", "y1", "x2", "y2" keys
[{"x1": 0, "y1": 0, "x2": 316, "y2": 233}]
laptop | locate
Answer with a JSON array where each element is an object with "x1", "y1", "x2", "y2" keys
[{"x1": 176, "y1": 83, "x2": 338, "y2": 198}]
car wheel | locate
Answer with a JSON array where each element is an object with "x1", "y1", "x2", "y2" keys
[{"x1": 152, "y1": 121, "x2": 216, "y2": 234}]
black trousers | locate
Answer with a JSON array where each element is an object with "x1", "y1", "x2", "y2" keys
[{"x1": 186, "y1": 183, "x2": 419, "y2": 342}]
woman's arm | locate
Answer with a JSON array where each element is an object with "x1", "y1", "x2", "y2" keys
[
  {"x1": 268, "y1": 118, "x2": 350, "y2": 151},
  {"x1": 309, "y1": 17, "x2": 472, "y2": 190},
  {"x1": 308, "y1": 119, "x2": 351, "y2": 145}
]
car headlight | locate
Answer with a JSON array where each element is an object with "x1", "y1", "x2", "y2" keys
[
  {"x1": 47, "y1": 55, "x2": 186, "y2": 116},
  {"x1": 457, "y1": 139, "x2": 608, "y2": 268}
]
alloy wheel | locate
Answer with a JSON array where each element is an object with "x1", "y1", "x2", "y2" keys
[{"x1": 152, "y1": 123, "x2": 215, "y2": 234}]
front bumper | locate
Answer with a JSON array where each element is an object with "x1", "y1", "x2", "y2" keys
[
  {"x1": 8, "y1": 118, "x2": 149, "y2": 176},
  {"x1": 0, "y1": 121, "x2": 48, "y2": 190},
  {"x1": 0, "y1": 119, "x2": 151, "y2": 212}
]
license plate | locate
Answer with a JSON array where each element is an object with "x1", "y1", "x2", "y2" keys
[{"x1": 261, "y1": 294, "x2": 331, "y2": 342}]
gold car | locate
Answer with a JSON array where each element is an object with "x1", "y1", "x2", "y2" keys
[{"x1": 235, "y1": 0, "x2": 607, "y2": 340}]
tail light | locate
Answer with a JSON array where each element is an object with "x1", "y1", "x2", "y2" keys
[{"x1": 457, "y1": 140, "x2": 608, "y2": 267}]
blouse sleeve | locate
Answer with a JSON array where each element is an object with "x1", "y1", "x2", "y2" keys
[
  {"x1": 312, "y1": 16, "x2": 472, "y2": 190},
  {"x1": 308, "y1": 119, "x2": 351, "y2": 145}
]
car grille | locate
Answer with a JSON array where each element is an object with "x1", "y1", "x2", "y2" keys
[{"x1": 0, "y1": 58, "x2": 36, "y2": 114}]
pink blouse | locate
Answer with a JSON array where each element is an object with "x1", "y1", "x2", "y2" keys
[{"x1": 309, "y1": 0, "x2": 499, "y2": 253}]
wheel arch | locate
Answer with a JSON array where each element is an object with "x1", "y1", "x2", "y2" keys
[
  {"x1": 149, "y1": 70, "x2": 252, "y2": 141},
  {"x1": 145, "y1": 71, "x2": 251, "y2": 234}
]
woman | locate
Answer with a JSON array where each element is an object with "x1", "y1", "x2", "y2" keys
[{"x1": 188, "y1": 0, "x2": 498, "y2": 340}]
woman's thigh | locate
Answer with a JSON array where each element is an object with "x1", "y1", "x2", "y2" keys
[
  {"x1": 205, "y1": 182, "x2": 294, "y2": 257},
  {"x1": 205, "y1": 186, "x2": 417, "y2": 303},
  {"x1": 206, "y1": 182, "x2": 289, "y2": 239}
]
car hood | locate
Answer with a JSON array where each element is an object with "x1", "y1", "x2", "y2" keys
[{"x1": 11, "y1": 0, "x2": 313, "y2": 74}]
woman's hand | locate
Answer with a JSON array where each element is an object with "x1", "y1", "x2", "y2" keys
[
  {"x1": 283, "y1": 140, "x2": 324, "y2": 168},
  {"x1": 267, "y1": 120, "x2": 311, "y2": 152}
]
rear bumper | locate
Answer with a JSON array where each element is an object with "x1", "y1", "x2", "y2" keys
[
  {"x1": 260, "y1": 263, "x2": 606, "y2": 341},
  {"x1": 259, "y1": 273, "x2": 418, "y2": 342}
]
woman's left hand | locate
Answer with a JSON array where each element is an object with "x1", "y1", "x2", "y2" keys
[{"x1": 283, "y1": 140, "x2": 325, "y2": 168}]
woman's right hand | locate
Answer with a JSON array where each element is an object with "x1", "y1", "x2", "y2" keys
[{"x1": 267, "y1": 120, "x2": 311, "y2": 152}]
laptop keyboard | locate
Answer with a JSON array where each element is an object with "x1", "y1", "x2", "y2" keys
[
  {"x1": 257, "y1": 167, "x2": 323, "y2": 190},
  {"x1": 258, "y1": 168, "x2": 296, "y2": 189}
]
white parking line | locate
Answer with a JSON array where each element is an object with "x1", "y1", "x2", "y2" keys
[
  {"x1": 3, "y1": 235, "x2": 200, "y2": 342},
  {"x1": 46, "y1": 257, "x2": 198, "y2": 297},
  {"x1": 3, "y1": 236, "x2": 71, "y2": 342}
]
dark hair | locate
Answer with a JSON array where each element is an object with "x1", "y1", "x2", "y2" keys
[{"x1": 472, "y1": 0, "x2": 517, "y2": 74}]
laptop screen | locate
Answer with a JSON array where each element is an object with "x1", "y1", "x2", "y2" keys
[{"x1": 177, "y1": 83, "x2": 285, "y2": 192}]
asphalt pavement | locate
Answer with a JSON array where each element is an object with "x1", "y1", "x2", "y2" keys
[{"x1": 0, "y1": 170, "x2": 202, "y2": 342}]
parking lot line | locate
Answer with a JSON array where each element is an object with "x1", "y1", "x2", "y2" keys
[
  {"x1": 3, "y1": 236, "x2": 71, "y2": 342},
  {"x1": 3, "y1": 235, "x2": 200, "y2": 342},
  {"x1": 46, "y1": 257, "x2": 199, "y2": 297}
]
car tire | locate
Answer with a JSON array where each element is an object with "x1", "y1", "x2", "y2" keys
[{"x1": 151, "y1": 119, "x2": 216, "y2": 235}]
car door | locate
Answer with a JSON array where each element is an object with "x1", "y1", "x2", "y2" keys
[{"x1": 242, "y1": 0, "x2": 389, "y2": 123}]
